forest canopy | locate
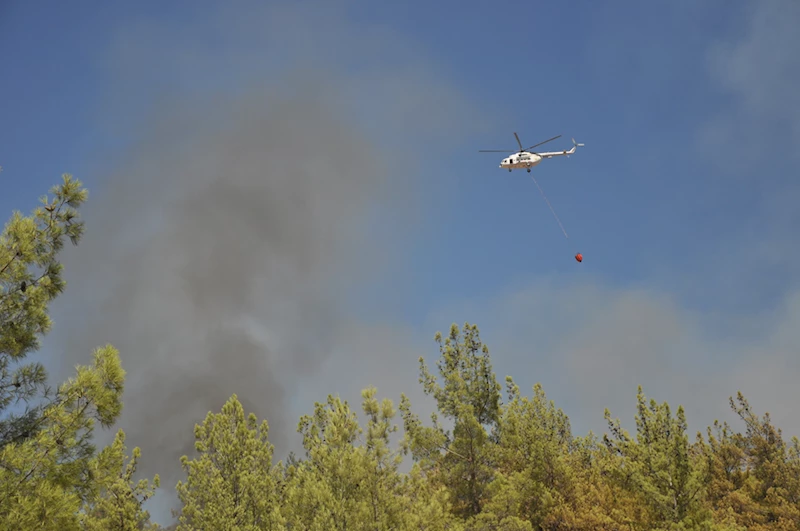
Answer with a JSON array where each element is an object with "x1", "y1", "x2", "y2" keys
[{"x1": 1, "y1": 177, "x2": 799, "y2": 530}]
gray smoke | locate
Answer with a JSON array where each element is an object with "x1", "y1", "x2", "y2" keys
[
  {"x1": 56, "y1": 76, "x2": 387, "y2": 474},
  {"x1": 44, "y1": 2, "x2": 484, "y2": 519}
]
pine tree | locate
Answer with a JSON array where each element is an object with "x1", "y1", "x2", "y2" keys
[
  {"x1": 400, "y1": 323, "x2": 501, "y2": 519},
  {"x1": 699, "y1": 392, "x2": 800, "y2": 530},
  {"x1": 79, "y1": 429, "x2": 161, "y2": 530},
  {"x1": 282, "y1": 386, "x2": 460, "y2": 530},
  {"x1": 282, "y1": 392, "x2": 378, "y2": 530},
  {"x1": 0, "y1": 345, "x2": 127, "y2": 530},
  {"x1": 174, "y1": 394, "x2": 285, "y2": 530},
  {"x1": 483, "y1": 378, "x2": 576, "y2": 528},
  {"x1": 0, "y1": 174, "x2": 88, "y2": 447},
  {"x1": 603, "y1": 386, "x2": 711, "y2": 529},
  {"x1": 0, "y1": 175, "x2": 139, "y2": 529}
]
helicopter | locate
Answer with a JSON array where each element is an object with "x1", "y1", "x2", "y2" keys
[{"x1": 479, "y1": 133, "x2": 584, "y2": 172}]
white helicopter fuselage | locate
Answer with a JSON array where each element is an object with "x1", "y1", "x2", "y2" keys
[
  {"x1": 500, "y1": 151, "x2": 542, "y2": 170},
  {"x1": 499, "y1": 143, "x2": 578, "y2": 171},
  {"x1": 480, "y1": 133, "x2": 583, "y2": 172}
]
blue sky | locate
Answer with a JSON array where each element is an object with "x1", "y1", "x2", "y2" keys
[
  {"x1": 0, "y1": 0, "x2": 780, "y2": 303},
  {"x1": 2, "y1": 0, "x2": 800, "y2": 521}
]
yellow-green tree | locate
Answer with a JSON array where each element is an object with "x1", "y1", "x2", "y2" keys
[
  {"x1": 79, "y1": 429, "x2": 161, "y2": 530},
  {"x1": 0, "y1": 174, "x2": 88, "y2": 446},
  {"x1": 174, "y1": 394, "x2": 284, "y2": 530},
  {"x1": 400, "y1": 323, "x2": 501, "y2": 520},
  {"x1": 562, "y1": 432, "x2": 651, "y2": 530},
  {"x1": 699, "y1": 392, "x2": 800, "y2": 530},
  {"x1": 0, "y1": 175, "x2": 157, "y2": 529},
  {"x1": 282, "y1": 392, "x2": 384, "y2": 530},
  {"x1": 482, "y1": 378, "x2": 576, "y2": 529},
  {"x1": 603, "y1": 386, "x2": 711, "y2": 530},
  {"x1": 0, "y1": 345, "x2": 127, "y2": 530},
  {"x1": 282, "y1": 387, "x2": 460, "y2": 530}
]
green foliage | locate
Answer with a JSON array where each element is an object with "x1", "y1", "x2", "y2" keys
[
  {"x1": 3, "y1": 176, "x2": 800, "y2": 530},
  {"x1": 282, "y1": 386, "x2": 459, "y2": 530},
  {"x1": 0, "y1": 174, "x2": 88, "y2": 447},
  {"x1": 283, "y1": 391, "x2": 394, "y2": 530},
  {"x1": 401, "y1": 323, "x2": 501, "y2": 518},
  {"x1": 419, "y1": 324, "x2": 501, "y2": 428},
  {"x1": 80, "y1": 429, "x2": 161, "y2": 530},
  {"x1": 484, "y1": 378, "x2": 576, "y2": 528},
  {"x1": 174, "y1": 394, "x2": 284, "y2": 530},
  {"x1": 0, "y1": 345, "x2": 126, "y2": 530},
  {"x1": 0, "y1": 176, "x2": 161, "y2": 531},
  {"x1": 603, "y1": 386, "x2": 711, "y2": 529},
  {"x1": 698, "y1": 393, "x2": 800, "y2": 530}
]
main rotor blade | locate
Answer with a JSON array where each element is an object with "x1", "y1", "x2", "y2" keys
[
  {"x1": 526, "y1": 134, "x2": 562, "y2": 151},
  {"x1": 478, "y1": 149, "x2": 514, "y2": 152},
  {"x1": 514, "y1": 132, "x2": 524, "y2": 151}
]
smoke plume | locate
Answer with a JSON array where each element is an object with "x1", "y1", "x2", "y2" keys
[{"x1": 46, "y1": 2, "x2": 482, "y2": 517}]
